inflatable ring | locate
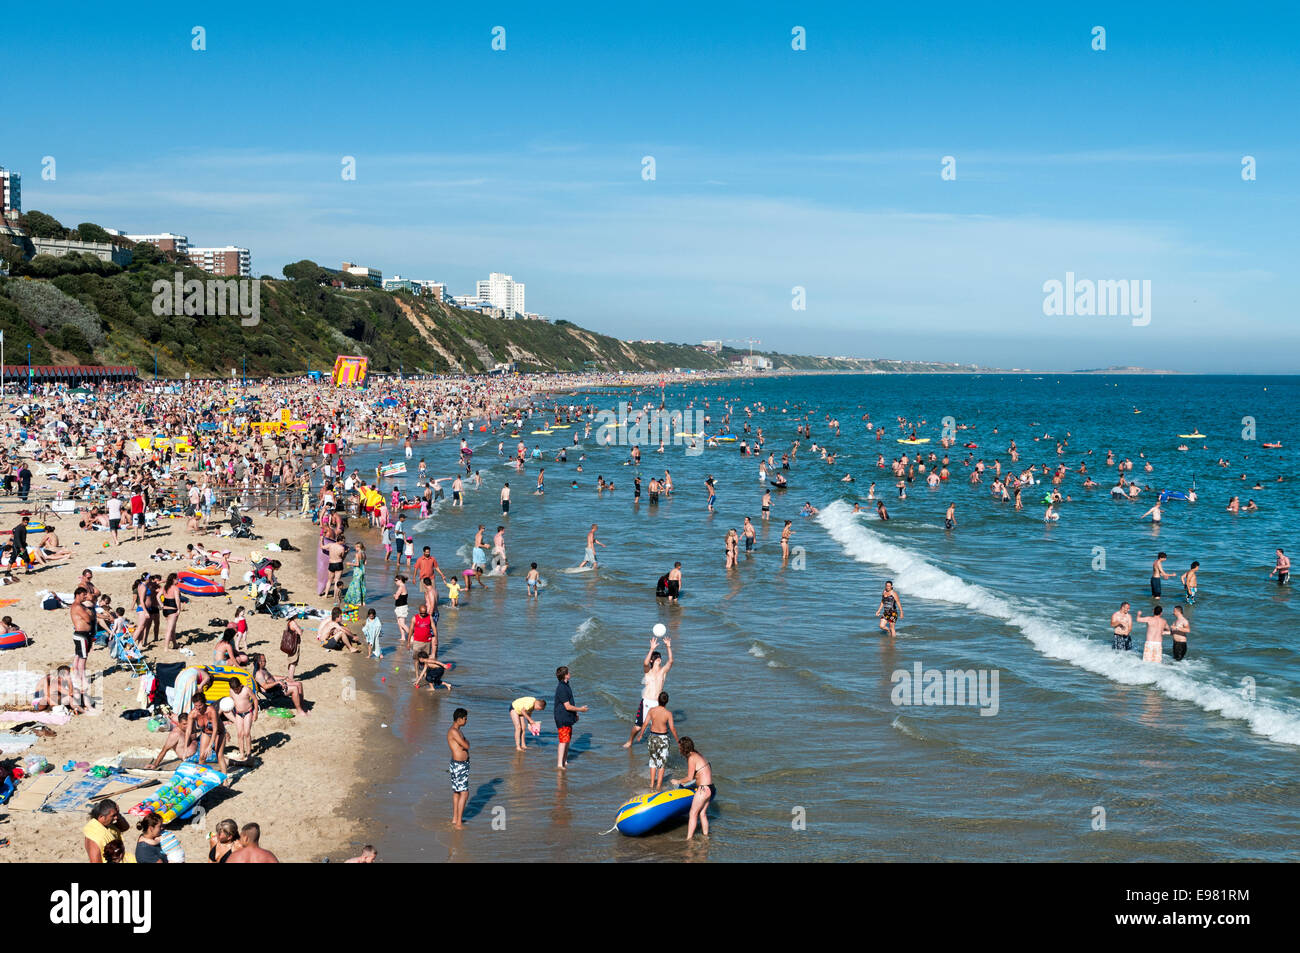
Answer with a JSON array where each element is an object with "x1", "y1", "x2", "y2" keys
[{"x1": 0, "y1": 631, "x2": 28, "y2": 650}]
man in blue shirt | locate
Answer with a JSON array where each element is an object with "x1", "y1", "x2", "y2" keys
[{"x1": 553, "y1": 666, "x2": 588, "y2": 770}]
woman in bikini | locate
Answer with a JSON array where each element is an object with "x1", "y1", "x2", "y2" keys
[
  {"x1": 225, "y1": 677, "x2": 258, "y2": 762},
  {"x1": 672, "y1": 736, "x2": 714, "y2": 841},
  {"x1": 160, "y1": 573, "x2": 181, "y2": 650}
]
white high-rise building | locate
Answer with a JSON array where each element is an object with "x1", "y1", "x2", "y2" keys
[
  {"x1": 0, "y1": 167, "x2": 20, "y2": 220},
  {"x1": 475, "y1": 272, "x2": 525, "y2": 318}
]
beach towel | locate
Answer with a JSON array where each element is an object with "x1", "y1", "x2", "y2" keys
[
  {"x1": 0, "y1": 668, "x2": 42, "y2": 704},
  {"x1": 0, "y1": 732, "x2": 37, "y2": 753},
  {"x1": 166, "y1": 666, "x2": 200, "y2": 715},
  {"x1": 0, "y1": 709, "x2": 71, "y2": 725},
  {"x1": 43, "y1": 773, "x2": 153, "y2": 814}
]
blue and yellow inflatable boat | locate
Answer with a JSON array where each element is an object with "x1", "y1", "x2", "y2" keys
[{"x1": 615, "y1": 787, "x2": 696, "y2": 836}]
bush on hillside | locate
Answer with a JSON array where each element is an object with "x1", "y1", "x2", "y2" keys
[{"x1": 4, "y1": 279, "x2": 107, "y2": 347}]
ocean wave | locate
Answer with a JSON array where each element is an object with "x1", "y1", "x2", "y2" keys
[
  {"x1": 818, "y1": 499, "x2": 1300, "y2": 747},
  {"x1": 572, "y1": 616, "x2": 600, "y2": 645}
]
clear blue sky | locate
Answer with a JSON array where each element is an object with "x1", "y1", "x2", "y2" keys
[{"x1": 8, "y1": 1, "x2": 1298, "y2": 371}]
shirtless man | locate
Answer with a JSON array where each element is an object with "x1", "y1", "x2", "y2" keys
[
  {"x1": 1180, "y1": 561, "x2": 1199, "y2": 605},
  {"x1": 577, "y1": 523, "x2": 605, "y2": 569},
  {"x1": 226, "y1": 823, "x2": 278, "y2": 863},
  {"x1": 1150, "y1": 552, "x2": 1173, "y2": 599},
  {"x1": 1109, "y1": 601, "x2": 1134, "y2": 651},
  {"x1": 944, "y1": 502, "x2": 956, "y2": 530},
  {"x1": 500, "y1": 482, "x2": 511, "y2": 515},
  {"x1": 324, "y1": 534, "x2": 347, "y2": 599},
  {"x1": 666, "y1": 562, "x2": 683, "y2": 602},
  {"x1": 447, "y1": 708, "x2": 470, "y2": 829},
  {"x1": 1136, "y1": 605, "x2": 1169, "y2": 663},
  {"x1": 318, "y1": 606, "x2": 361, "y2": 652},
  {"x1": 633, "y1": 691, "x2": 679, "y2": 791},
  {"x1": 146, "y1": 712, "x2": 197, "y2": 768},
  {"x1": 491, "y1": 525, "x2": 507, "y2": 573},
  {"x1": 623, "y1": 637, "x2": 673, "y2": 748},
  {"x1": 742, "y1": 516, "x2": 756, "y2": 554},
  {"x1": 761, "y1": 489, "x2": 771, "y2": 521},
  {"x1": 1270, "y1": 548, "x2": 1290, "y2": 585},
  {"x1": 69, "y1": 586, "x2": 94, "y2": 692}
]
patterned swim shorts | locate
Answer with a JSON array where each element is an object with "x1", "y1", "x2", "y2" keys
[
  {"x1": 1112, "y1": 634, "x2": 1132, "y2": 651},
  {"x1": 557, "y1": 725, "x2": 572, "y2": 744},
  {"x1": 448, "y1": 759, "x2": 469, "y2": 793},
  {"x1": 647, "y1": 733, "x2": 670, "y2": 770}
]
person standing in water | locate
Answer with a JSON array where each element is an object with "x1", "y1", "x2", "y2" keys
[
  {"x1": 876, "y1": 581, "x2": 902, "y2": 637},
  {"x1": 1170, "y1": 605, "x2": 1190, "y2": 661},
  {"x1": 944, "y1": 502, "x2": 956, "y2": 530},
  {"x1": 1110, "y1": 601, "x2": 1133, "y2": 651},
  {"x1": 1136, "y1": 605, "x2": 1169, "y2": 663},
  {"x1": 1151, "y1": 552, "x2": 1173, "y2": 599},
  {"x1": 447, "y1": 708, "x2": 470, "y2": 829},
  {"x1": 634, "y1": 691, "x2": 678, "y2": 792},
  {"x1": 1180, "y1": 561, "x2": 1199, "y2": 605},
  {"x1": 623, "y1": 637, "x2": 673, "y2": 749},
  {"x1": 577, "y1": 524, "x2": 605, "y2": 570},
  {"x1": 1269, "y1": 548, "x2": 1290, "y2": 585},
  {"x1": 672, "y1": 737, "x2": 713, "y2": 841}
]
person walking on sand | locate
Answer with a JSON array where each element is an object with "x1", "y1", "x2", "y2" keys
[
  {"x1": 672, "y1": 737, "x2": 713, "y2": 841},
  {"x1": 447, "y1": 708, "x2": 470, "y2": 829},
  {"x1": 634, "y1": 691, "x2": 679, "y2": 792},
  {"x1": 509, "y1": 696, "x2": 546, "y2": 750},
  {"x1": 393, "y1": 575, "x2": 410, "y2": 641},
  {"x1": 577, "y1": 523, "x2": 605, "y2": 569},
  {"x1": 554, "y1": 666, "x2": 587, "y2": 769}
]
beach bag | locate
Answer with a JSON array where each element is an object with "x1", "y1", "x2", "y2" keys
[{"x1": 280, "y1": 624, "x2": 300, "y2": 656}]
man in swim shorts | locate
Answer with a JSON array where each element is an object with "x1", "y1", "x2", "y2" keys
[
  {"x1": 635, "y1": 691, "x2": 679, "y2": 791},
  {"x1": 447, "y1": 708, "x2": 469, "y2": 828},
  {"x1": 1180, "y1": 561, "x2": 1199, "y2": 605},
  {"x1": 1151, "y1": 552, "x2": 1173, "y2": 599},
  {"x1": 1270, "y1": 548, "x2": 1289, "y2": 586},
  {"x1": 1110, "y1": 601, "x2": 1133, "y2": 651},
  {"x1": 1136, "y1": 605, "x2": 1168, "y2": 663}
]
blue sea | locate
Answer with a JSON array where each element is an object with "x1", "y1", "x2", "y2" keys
[{"x1": 333, "y1": 374, "x2": 1299, "y2": 861}]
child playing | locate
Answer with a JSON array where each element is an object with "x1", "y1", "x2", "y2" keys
[
  {"x1": 232, "y1": 606, "x2": 249, "y2": 654},
  {"x1": 362, "y1": 608, "x2": 383, "y2": 658},
  {"x1": 526, "y1": 563, "x2": 540, "y2": 598},
  {"x1": 446, "y1": 578, "x2": 461, "y2": 607}
]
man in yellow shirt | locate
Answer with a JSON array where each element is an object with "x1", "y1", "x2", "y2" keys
[{"x1": 83, "y1": 799, "x2": 134, "y2": 863}]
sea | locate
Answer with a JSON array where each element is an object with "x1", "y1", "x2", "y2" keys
[{"x1": 325, "y1": 373, "x2": 1299, "y2": 862}]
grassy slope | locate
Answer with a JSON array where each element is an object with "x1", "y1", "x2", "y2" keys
[{"x1": 0, "y1": 263, "x2": 996, "y2": 377}]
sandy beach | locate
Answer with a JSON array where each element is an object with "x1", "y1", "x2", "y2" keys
[{"x1": 0, "y1": 499, "x2": 384, "y2": 862}]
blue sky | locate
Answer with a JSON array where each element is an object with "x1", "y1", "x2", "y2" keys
[{"x1": 8, "y1": 1, "x2": 1298, "y2": 371}]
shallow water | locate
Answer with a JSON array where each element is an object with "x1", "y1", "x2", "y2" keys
[{"x1": 331, "y1": 374, "x2": 1299, "y2": 861}]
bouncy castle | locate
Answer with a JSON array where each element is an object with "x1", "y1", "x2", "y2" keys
[{"x1": 332, "y1": 355, "x2": 368, "y2": 386}]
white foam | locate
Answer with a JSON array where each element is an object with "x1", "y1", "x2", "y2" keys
[
  {"x1": 571, "y1": 616, "x2": 598, "y2": 645},
  {"x1": 747, "y1": 643, "x2": 767, "y2": 659},
  {"x1": 818, "y1": 500, "x2": 1300, "y2": 747}
]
